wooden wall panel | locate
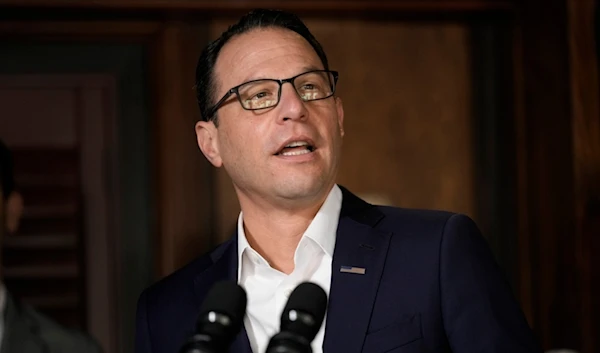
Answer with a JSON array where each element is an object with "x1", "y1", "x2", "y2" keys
[
  {"x1": 513, "y1": 0, "x2": 600, "y2": 351},
  {"x1": 311, "y1": 19, "x2": 474, "y2": 216},
  {"x1": 208, "y1": 19, "x2": 475, "y2": 243},
  {"x1": 153, "y1": 21, "x2": 216, "y2": 275},
  {"x1": 0, "y1": 0, "x2": 515, "y2": 12},
  {"x1": 567, "y1": 1, "x2": 600, "y2": 352},
  {"x1": 207, "y1": 20, "x2": 243, "y2": 244},
  {"x1": 0, "y1": 89, "x2": 77, "y2": 146}
]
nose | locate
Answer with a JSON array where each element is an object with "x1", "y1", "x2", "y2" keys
[{"x1": 276, "y1": 82, "x2": 307, "y2": 123}]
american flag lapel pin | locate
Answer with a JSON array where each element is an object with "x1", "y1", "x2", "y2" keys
[{"x1": 340, "y1": 265, "x2": 366, "y2": 275}]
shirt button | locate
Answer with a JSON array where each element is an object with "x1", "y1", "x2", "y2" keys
[{"x1": 284, "y1": 288, "x2": 293, "y2": 297}]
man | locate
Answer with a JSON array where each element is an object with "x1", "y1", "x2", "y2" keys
[
  {"x1": 0, "y1": 140, "x2": 102, "y2": 353},
  {"x1": 136, "y1": 9, "x2": 541, "y2": 353}
]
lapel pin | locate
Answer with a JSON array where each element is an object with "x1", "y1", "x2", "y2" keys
[{"x1": 340, "y1": 266, "x2": 366, "y2": 275}]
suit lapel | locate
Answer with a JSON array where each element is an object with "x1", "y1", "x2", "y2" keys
[
  {"x1": 192, "y1": 233, "x2": 252, "y2": 353},
  {"x1": 194, "y1": 188, "x2": 389, "y2": 353},
  {"x1": 323, "y1": 188, "x2": 392, "y2": 353}
]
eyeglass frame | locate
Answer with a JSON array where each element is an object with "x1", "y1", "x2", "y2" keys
[{"x1": 205, "y1": 69, "x2": 339, "y2": 120}]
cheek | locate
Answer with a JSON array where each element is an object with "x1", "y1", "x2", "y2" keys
[
  {"x1": 324, "y1": 112, "x2": 343, "y2": 139},
  {"x1": 220, "y1": 121, "x2": 265, "y2": 159}
]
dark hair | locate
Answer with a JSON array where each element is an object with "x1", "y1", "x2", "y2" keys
[
  {"x1": 195, "y1": 8, "x2": 330, "y2": 125},
  {"x1": 0, "y1": 139, "x2": 16, "y2": 200}
]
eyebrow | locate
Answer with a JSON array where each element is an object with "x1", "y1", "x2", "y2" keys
[{"x1": 239, "y1": 65, "x2": 324, "y2": 84}]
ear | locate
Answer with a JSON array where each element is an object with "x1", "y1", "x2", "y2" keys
[
  {"x1": 6, "y1": 191, "x2": 23, "y2": 234},
  {"x1": 196, "y1": 120, "x2": 223, "y2": 167},
  {"x1": 335, "y1": 97, "x2": 345, "y2": 137}
]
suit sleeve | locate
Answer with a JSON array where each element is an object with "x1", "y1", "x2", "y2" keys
[
  {"x1": 81, "y1": 335, "x2": 104, "y2": 353},
  {"x1": 439, "y1": 214, "x2": 541, "y2": 353},
  {"x1": 135, "y1": 290, "x2": 153, "y2": 353}
]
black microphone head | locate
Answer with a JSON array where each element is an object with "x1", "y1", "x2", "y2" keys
[
  {"x1": 280, "y1": 282, "x2": 328, "y2": 343},
  {"x1": 195, "y1": 281, "x2": 247, "y2": 348},
  {"x1": 198, "y1": 281, "x2": 247, "y2": 322}
]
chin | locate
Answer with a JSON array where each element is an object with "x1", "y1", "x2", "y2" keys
[{"x1": 273, "y1": 178, "x2": 330, "y2": 201}]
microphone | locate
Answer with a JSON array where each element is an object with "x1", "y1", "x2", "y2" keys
[
  {"x1": 266, "y1": 282, "x2": 328, "y2": 353},
  {"x1": 179, "y1": 281, "x2": 247, "y2": 353}
]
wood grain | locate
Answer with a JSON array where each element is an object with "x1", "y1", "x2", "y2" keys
[
  {"x1": 567, "y1": 1, "x2": 600, "y2": 352},
  {"x1": 0, "y1": 0, "x2": 515, "y2": 12},
  {"x1": 152, "y1": 22, "x2": 215, "y2": 276}
]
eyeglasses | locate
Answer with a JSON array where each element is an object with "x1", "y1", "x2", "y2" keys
[{"x1": 206, "y1": 70, "x2": 339, "y2": 120}]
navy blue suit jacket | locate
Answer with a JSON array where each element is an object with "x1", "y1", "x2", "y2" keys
[{"x1": 135, "y1": 187, "x2": 540, "y2": 353}]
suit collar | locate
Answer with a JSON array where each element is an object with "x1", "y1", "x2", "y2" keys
[
  {"x1": 192, "y1": 237, "x2": 239, "y2": 305},
  {"x1": 193, "y1": 236, "x2": 252, "y2": 353},
  {"x1": 338, "y1": 185, "x2": 386, "y2": 227}
]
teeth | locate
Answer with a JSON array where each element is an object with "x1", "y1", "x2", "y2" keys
[
  {"x1": 285, "y1": 141, "x2": 309, "y2": 148},
  {"x1": 281, "y1": 149, "x2": 311, "y2": 156}
]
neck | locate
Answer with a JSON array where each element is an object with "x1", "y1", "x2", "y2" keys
[{"x1": 237, "y1": 186, "x2": 332, "y2": 274}]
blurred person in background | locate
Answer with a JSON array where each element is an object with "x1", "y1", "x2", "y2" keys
[{"x1": 0, "y1": 139, "x2": 102, "y2": 353}]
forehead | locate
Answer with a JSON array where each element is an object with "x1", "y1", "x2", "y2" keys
[{"x1": 214, "y1": 28, "x2": 324, "y2": 91}]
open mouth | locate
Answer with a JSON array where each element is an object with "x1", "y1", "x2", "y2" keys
[{"x1": 275, "y1": 141, "x2": 315, "y2": 156}]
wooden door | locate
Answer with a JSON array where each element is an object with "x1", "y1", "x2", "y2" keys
[{"x1": 0, "y1": 74, "x2": 118, "y2": 353}]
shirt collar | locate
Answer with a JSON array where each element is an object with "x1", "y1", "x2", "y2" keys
[
  {"x1": 237, "y1": 212, "x2": 251, "y2": 281},
  {"x1": 237, "y1": 184, "x2": 343, "y2": 280}
]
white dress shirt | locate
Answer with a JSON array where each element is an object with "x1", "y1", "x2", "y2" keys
[{"x1": 237, "y1": 184, "x2": 342, "y2": 353}]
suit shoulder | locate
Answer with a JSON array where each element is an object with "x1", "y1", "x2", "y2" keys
[
  {"x1": 373, "y1": 206, "x2": 479, "y2": 240},
  {"x1": 23, "y1": 305, "x2": 102, "y2": 352},
  {"x1": 376, "y1": 205, "x2": 457, "y2": 227}
]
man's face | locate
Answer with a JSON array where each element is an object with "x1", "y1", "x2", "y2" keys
[{"x1": 197, "y1": 28, "x2": 345, "y2": 206}]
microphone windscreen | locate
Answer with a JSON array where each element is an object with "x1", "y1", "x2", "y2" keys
[
  {"x1": 198, "y1": 281, "x2": 247, "y2": 335},
  {"x1": 281, "y1": 282, "x2": 328, "y2": 342}
]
